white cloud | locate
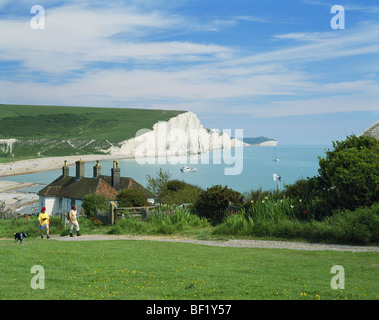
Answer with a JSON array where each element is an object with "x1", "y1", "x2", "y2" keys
[
  {"x1": 249, "y1": 95, "x2": 379, "y2": 118},
  {"x1": 0, "y1": 1, "x2": 378, "y2": 122},
  {"x1": 303, "y1": 0, "x2": 379, "y2": 14},
  {"x1": 0, "y1": 3, "x2": 232, "y2": 73},
  {"x1": 233, "y1": 23, "x2": 379, "y2": 66}
]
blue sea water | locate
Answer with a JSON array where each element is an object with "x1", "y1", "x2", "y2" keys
[{"x1": 0, "y1": 145, "x2": 330, "y2": 194}]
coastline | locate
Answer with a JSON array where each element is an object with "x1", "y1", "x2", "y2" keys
[
  {"x1": 0, "y1": 154, "x2": 134, "y2": 178},
  {"x1": 0, "y1": 154, "x2": 134, "y2": 211},
  {"x1": 0, "y1": 181, "x2": 40, "y2": 211}
]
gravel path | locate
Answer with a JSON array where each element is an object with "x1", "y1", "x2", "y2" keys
[{"x1": 51, "y1": 234, "x2": 379, "y2": 252}]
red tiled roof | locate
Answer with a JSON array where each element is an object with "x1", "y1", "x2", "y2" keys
[{"x1": 96, "y1": 179, "x2": 118, "y2": 200}]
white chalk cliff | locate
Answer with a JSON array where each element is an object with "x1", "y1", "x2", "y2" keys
[
  {"x1": 0, "y1": 139, "x2": 17, "y2": 156},
  {"x1": 255, "y1": 140, "x2": 278, "y2": 147},
  {"x1": 108, "y1": 111, "x2": 248, "y2": 157}
]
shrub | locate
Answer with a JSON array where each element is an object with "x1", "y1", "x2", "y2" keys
[
  {"x1": 82, "y1": 193, "x2": 109, "y2": 218},
  {"x1": 192, "y1": 185, "x2": 245, "y2": 224},
  {"x1": 90, "y1": 217, "x2": 103, "y2": 229},
  {"x1": 323, "y1": 202, "x2": 379, "y2": 244},
  {"x1": 116, "y1": 189, "x2": 149, "y2": 208},
  {"x1": 161, "y1": 181, "x2": 202, "y2": 206},
  {"x1": 283, "y1": 178, "x2": 317, "y2": 203},
  {"x1": 166, "y1": 180, "x2": 187, "y2": 192},
  {"x1": 314, "y1": 134, "x2": 379, "y2": 217}
]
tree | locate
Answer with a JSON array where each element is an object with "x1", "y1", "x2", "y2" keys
[
  {"x1": 192, "y1": 185, "x2": 245, "y2": 224},
  {"x1": 82, "y1": 193, "x2": 109, "y2": 218},
  {"x1": 145, "y1": 168, "x2": 171, "y2": 201},
  {"x1": 315, "y1": 134, "x2": 379, "y2": 216},
  {"x1": 116, "y1": 189, "x2": 149, "y2": 208}
]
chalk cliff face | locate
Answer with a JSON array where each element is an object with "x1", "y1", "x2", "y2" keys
[
  {"x1": 360, "y1": 120, "x2": 379, "y2": 140},
  {"x1": 255, "y1": 140, "x2": 278, "y2": 147},
  {"x1": 0, "y1": 139, "x2": 17, "y2": 157},
  {"x1": 108, "y1": 112, "x2": 248, "y2": 157}
]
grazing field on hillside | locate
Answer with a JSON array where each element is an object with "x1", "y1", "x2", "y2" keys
[{"x1": 0, "y1": 104, "x2": 185, "y2": 159}]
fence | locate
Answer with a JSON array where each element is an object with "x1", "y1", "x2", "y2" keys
[
  {"x1": 114, "y1": 206, "x2": 157, "y2": 223},
  {"x1": 92, "y1": 204, "x2": 157, "y2": 226}
]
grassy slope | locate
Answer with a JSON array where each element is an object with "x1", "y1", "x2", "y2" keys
[
  {"x1": 0, "y1": 238, "x2": 377, "y2": 300},
  {"x1": 0, "y1": 104, "x2": 185, "y2": 142},
  {"x1": 0, "y1": 104, "x2": 186, "y2": 160}
]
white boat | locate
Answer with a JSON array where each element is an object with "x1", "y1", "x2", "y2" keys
[
  {"x1": 273, "y1": 157, "x2": 280, "y2": 162},
  {"x1": 181, "y1": 166, "x2": 197, "y2": 173}
]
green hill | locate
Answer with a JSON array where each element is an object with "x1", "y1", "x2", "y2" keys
[{"x1": 0, "y1": 104, "x2": 185, "y2": 160}]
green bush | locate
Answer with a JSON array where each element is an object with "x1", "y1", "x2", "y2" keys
[
  {"x1": 314, "y1": 134, "x2": 379, "y2": 217},
  {"x1": 116, "y1": 189, "x2": 149, "y2": 208},
  {"x1": 166, "y1": 180, "x2": 187, "y2": 192},
  {"x1": 323, "y1": 202, "x2": 379, "y2": 244},
  {"x1": 161, "y1": 181, "x2": 202, "y2": 206},
  {"x1": 192, "y1": 185, "x2": 245, "y2": 224},
  {"x1": 283, "y1": 178, "x2": 317, "y2": 204},
  {"x1": 82, "y1": 193, "x2": 109, "y2": 218}
]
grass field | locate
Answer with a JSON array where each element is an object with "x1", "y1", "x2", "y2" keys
[
  {"x1": 0, "y1": 104, "x2": 185, "y2": 141},
  {"x1": 0, "y1": 104, "x2": 185, "y2": 160},
  {"x1": 0, "y1": 237, "x2": 378, "y2": 300}
]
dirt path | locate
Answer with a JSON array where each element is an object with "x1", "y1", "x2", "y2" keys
[{"x1": 49, "y1": 234, "x2": 379, "y2": 252}]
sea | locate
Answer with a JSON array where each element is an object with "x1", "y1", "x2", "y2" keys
[{"x1": 0, "y1": 145, "x2": 331, "y2": 198}]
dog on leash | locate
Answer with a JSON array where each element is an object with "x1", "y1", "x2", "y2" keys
[{"x1": 14, "y1": 232, "x2": 28, "y2": 245}]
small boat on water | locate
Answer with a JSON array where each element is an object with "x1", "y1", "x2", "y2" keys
[
  {"x1": 273, "y1": 157, "x2": 280, "y2": 162},
  {"x1": 181, "y1": 166, "x2": 197, "y2": 173}
]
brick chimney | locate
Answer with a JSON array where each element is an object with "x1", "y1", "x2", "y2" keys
[
  {"x1": 75, "y1": 160, "x2": 85, "y2": 180},
  {"x1": 93, "y1": 160, "x2": 101, "y2": 178},
  {"x1": 111, "y1": 160, "x2": 120, "y2": 190},
  {"x1": 62, "y1": 160, "x2": 69, "y2": 177}
]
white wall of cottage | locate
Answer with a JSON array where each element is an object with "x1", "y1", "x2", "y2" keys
[{"x1": 39, "y1": 196, "x2": 82, "y2": 216}]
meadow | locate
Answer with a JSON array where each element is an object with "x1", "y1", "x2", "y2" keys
[{"x1": 1, "y1": 236, "x2": 378, "y2": 300}]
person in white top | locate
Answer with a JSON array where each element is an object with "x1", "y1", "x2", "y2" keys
[{"x1": 69, "y1": 205, "x2": 81, "y2": 237}]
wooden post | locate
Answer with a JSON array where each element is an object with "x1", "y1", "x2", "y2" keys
[{"x1": 110, "y1": 201, "x2": 116, "y2": 225}]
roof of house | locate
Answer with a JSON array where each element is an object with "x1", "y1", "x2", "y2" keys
[{"x1": 37, "y1": 174, "x2": 153, "y2": 200}]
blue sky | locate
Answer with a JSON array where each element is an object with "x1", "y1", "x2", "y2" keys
[{"x1": 0, "y1": 0, "x2": 378, "y2": 144}]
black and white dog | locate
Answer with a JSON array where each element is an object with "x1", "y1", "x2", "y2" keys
[{"x1": 14, "y1": 233, "x2": 28, "y2": 245}]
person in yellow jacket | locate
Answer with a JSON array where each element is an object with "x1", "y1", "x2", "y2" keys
[{"x1": 38, "y1": 207, "x2": 50, "y2": 239}]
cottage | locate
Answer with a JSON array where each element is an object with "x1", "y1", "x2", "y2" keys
[{"x1": 37, "y1": 160, "x2": 151, "y2": 216}]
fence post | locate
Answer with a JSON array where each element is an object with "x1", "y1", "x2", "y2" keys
[
  {"x1": 142, "y1": 207, "x2": 148, "y2": 221},
  {"x1": 63, "y1": 212, "x2": 67, "y2": 228},
  {"x1": 110, "y1": 201, "x2": 116, "y2": 225}
]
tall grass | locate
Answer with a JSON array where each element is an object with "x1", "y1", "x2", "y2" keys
[
  {"x1": 108, "y1": 206, "x2": 210, "y2": 235},
  {"x1": 213, "y1": 201, "x2": 379, "y2": 245},
  {"x1": 248, "y1": 197, "x2": 314, "y2": 221}
]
